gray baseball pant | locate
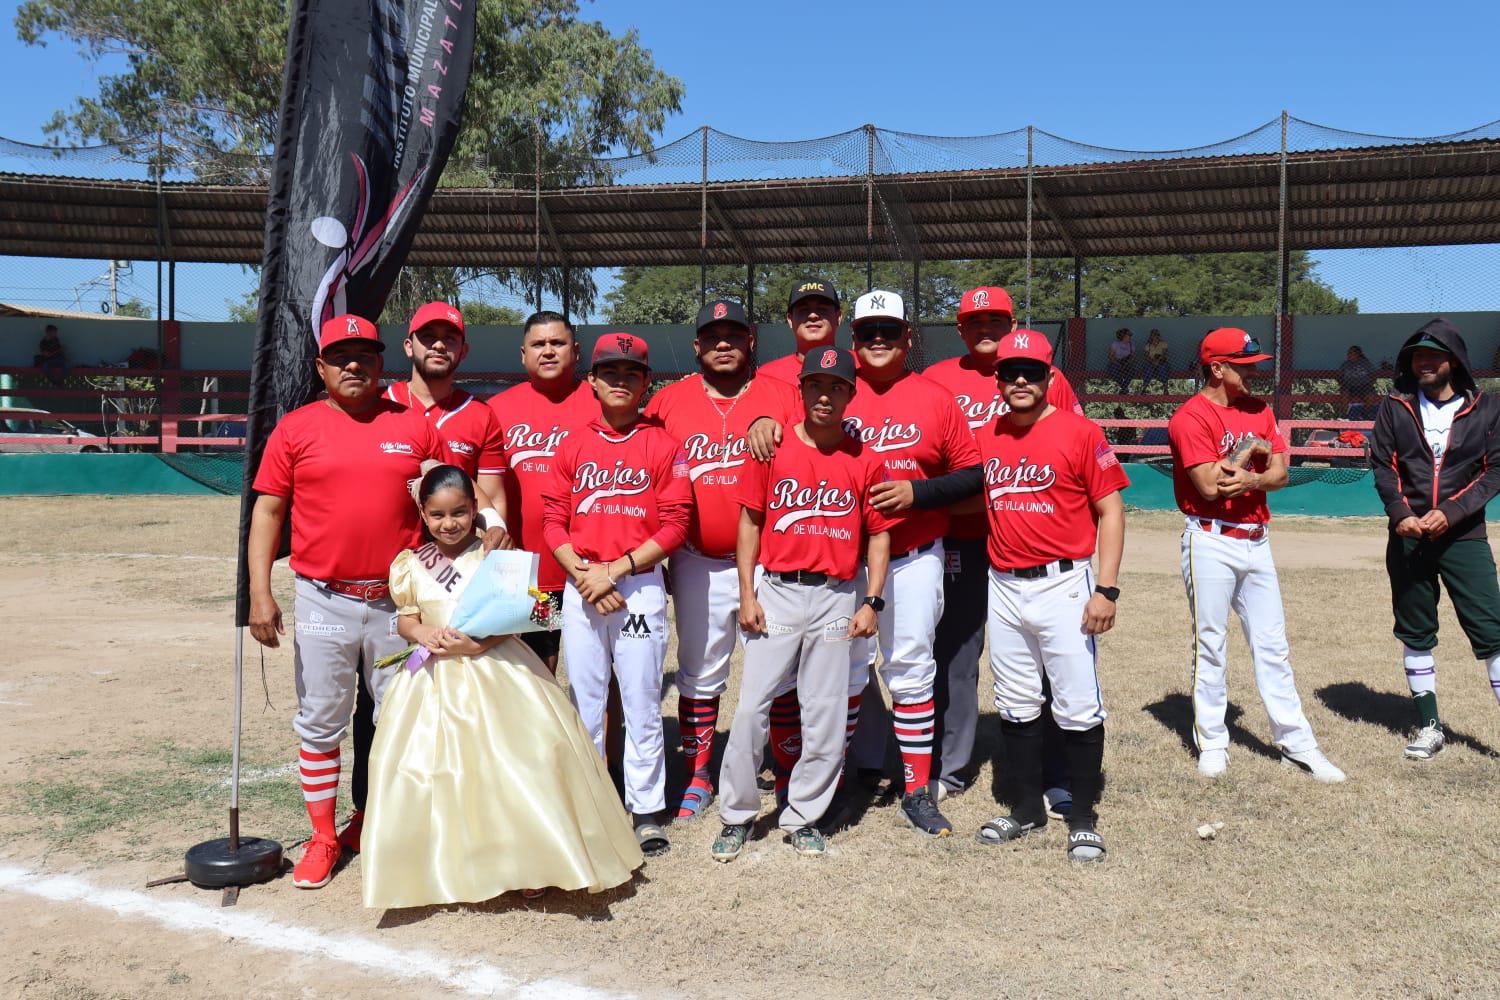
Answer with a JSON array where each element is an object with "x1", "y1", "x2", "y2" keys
[
  {"x1": 719, "y1": 574, "x2": 856, "y2": 832},
  {"x1": 291, "y1": 576, "x2": 404, "y2": 752}
]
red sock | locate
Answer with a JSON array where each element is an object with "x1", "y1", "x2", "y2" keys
[
  {"x1": 892, "y1": 699, "x2": 935, "y2": 794},
  {"x1": 678, "y1": 694, "x2": 719, "y2": 786},
  {"x1": 769, "y1": 689, "x2": 802, "y2": 796},
  {"x1": 299, "y1": 744, "x2": 340, "y2": 842}
]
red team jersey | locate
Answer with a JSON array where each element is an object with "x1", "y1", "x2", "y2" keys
[
  {"x1": 976, "y1": 409, "x2": 1129, "y2": 571},
  {"x1": 382, "y1": 381, "x2": 505, "y2": 479},
  {"x1": 253, "y1": 399, "x2": 451, "y2": 581},
  {"x1": 924, "y1": 357, "x2": 1085, "y2": 540},
  {"x1": 737, "y1": 430, "x2": 896, "y2": 581},
  {"x1": 644, "y1": 373, "x2": 800, "y2": 557},
  {"x1": 487, "y1": 379, "x2": 600, "y2": 590},
  {"x1": 755, "y1": 352, "x2": 810, "y2": 388},
  {"x1": 841, "y1": 372, "x2": 982, "y2": 554},
  {"x1": 541, "y1": 419, "x2": 693, "y2": 564},
  {"x1": 1167, "y1": 392, "x2": 1287, "y2": 524}
]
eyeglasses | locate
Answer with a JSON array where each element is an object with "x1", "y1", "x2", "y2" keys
[
  {"x1": 995, "y1": 361, "x2": 1050, "y2": 384},
  {"x1": 1211, "y1": 338, "x2": 1263, "y2": 361},
  {"x1": 853, "y1": 322, "x2": 906, "y2": 343}
]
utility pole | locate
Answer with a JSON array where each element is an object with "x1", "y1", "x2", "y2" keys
[{"x1": 109, "y1": 260, "x2": 119, "y2": 314}]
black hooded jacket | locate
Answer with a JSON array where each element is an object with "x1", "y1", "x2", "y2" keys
[{"x1": 1370, "y1": 318, "x2": 1500, "y2": 540}]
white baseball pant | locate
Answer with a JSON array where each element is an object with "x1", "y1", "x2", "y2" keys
[
  {"x1": 987, "y1": 563, "x2": 1107, "y2": 730},
  {"x1": 563, "y1": 567, "x2": 670, "y2": 814},
  {"x1": 1181, "y1": 520, "x2": 1317, "y2": 754},
  {"x1": 291, "y1": 576, "x2": 404, "y2": 752},
  {"x1": 671, "y1": 550, "x2": 796, "y2": 699}
]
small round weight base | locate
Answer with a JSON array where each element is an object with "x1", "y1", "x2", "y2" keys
[{"x1": 184, "y1": 837, "x2": 284, "y2": 889}]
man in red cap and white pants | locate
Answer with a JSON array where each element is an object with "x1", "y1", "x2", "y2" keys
[
  {"x1": 875, "y1": 328, "x2": 1124, "y2": 861},
  {"x1": 544, "y1": 332, "x2": 692, "y2": 856},
  {"x1": 1168, "y1": 328, "x2": 1344, "y2": 782},
  {"x1": 246, "y1": 314, "x2": 456, "y2": 889},
  {"x1": 922, "y1": 286, "x2": 1083, "y2": 809},
  {"x1": 645, "y1": 299, "x2": 799, "y2": 819}
]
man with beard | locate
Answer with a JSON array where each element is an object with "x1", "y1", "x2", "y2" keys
[
  {"x1": 1371, "y1": 318, "x2": 1500, "y2": 760},
  {"x1": 645, "y1": 300, "x2": 799, "y2": 819},
  {"x1": 921, "y1": 287, "x2": 1082, "y2": 810}
]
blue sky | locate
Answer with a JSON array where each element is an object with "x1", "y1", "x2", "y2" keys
[{"x1": 2, "y1": 0, "x2": 1499, "y2": 320}]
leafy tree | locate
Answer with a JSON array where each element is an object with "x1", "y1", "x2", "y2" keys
[
  {"x1": 459, "y1": 301, "x2": 523, "y2": 326},
  {"x1": 16, "y1": 0, "x2": 685, "y2": 317},
  {"x1": 113, "y1": 297, "x2": 152, "y2": 318}
]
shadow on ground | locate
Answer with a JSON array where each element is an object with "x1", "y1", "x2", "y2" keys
[
  {"x1": 1142, "y1": 692, "x2": 1282, "y2": 761},
  {"x1": 1316, "y1": 681, "x2": 1498, "y2": 757}
]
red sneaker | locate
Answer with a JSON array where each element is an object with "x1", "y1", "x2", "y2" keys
[
  {"x1": 336, "y1": 810, "x2": 364, "y2": 853},
  {"x1": 292, "y1": 837, "x2": 342, "y2": 889}
]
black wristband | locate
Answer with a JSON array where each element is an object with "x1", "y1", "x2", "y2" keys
[
  {"x1": 626, "y1": 551, "x2": 638, "y2": 574},
  {"x1": 1094, "y1": 584, "x2": 1120, "y2": 602}
]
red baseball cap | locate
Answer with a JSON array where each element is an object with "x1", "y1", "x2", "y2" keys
[
  {"x1": 409, "y1": 301, "x2": 464, "y2": 336},
  {"x1": 591, "y1": 332, "x2": 650, "y2": 368},
  {"x1": 318, "y1": 314, "x2": 384, "y2": 353},
  {"x1": 994, "y1": 329, "x2": 1054, "y2": 365},
  {"x1": 957, "y1": 286, "x2": 1015, "y2": 321},
  {"x1": 1199, "y1": 327, "x2": 1272, "y2": 364}
]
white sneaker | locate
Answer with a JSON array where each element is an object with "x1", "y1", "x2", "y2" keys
[
  {"x1": 1281, "y1": 746, "x2": 1346, "y2": 783},
  {"x1": 1403, "y1": 723, "x2": 1445, "y2": 761},
  {"x1": 1197, "y1": 748, "x2": 1228, "y2": 778}
]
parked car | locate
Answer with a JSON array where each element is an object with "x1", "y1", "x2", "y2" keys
[{"x1": 0, "y1": 408, "x2": 111, "y2": 453}]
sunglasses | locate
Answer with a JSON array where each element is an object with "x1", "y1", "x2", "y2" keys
[
  {"x1": 996, "y1": 361, "x2": 1050, "y2": 383},
  {"x1": 1211, "y1": 338, "x2": 1264, "y2": 361},
  {"x1": 854, "y1": 322, "x2": 906, "y2": 343}
]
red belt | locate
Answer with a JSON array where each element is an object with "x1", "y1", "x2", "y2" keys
[
  {"x1": 324, "y1": 579, "x2": 391, "y2": 601},
  {"x1": 1199, "y1": 519, "x2": 1265, "y2": 541}
]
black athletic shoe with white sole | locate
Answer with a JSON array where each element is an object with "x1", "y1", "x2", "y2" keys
[{"x1": 900, "y1": 788, "x2": 954, "y2": 837}]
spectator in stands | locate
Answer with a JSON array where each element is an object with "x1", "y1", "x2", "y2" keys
[
  {"x1": 1142, "y1": 329, "x2": 1170, "y2": 389},
  {"x1": 1107, "y1": 328, "x2": 1135, "y2": 393},
  {"x1": 1340, "y1": 345, "x2": 1377, "y2": 419},
  {"x1": 35, "y1": 324, "x2": 66, "y2": 385},
  {"x1": 1112, "y1": 406, "x2": 1138, "y2": 447}
]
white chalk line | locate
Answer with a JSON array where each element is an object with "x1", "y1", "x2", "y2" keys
[
  {"x1": 2, "y1": 551, "x2": 234, "y2": 562},
  {"x1": 0, "y1": 863, "x2": 630, "y2": 1000}
]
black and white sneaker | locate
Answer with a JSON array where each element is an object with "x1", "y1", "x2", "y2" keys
[
  {"x1": 1404, "y1": 723, "x2": 1445, "y2": 761},
  {"x1": 900, "y1": 788, "x2": 954, "y2": 837}
]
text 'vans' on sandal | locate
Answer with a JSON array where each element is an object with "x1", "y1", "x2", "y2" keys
[
  {"x1": 975, "y1": 815, "x2": 1043, "y2": 846},
  {"x1": 1067, "y1": 827, "x2": 1107, "y2": 862}
]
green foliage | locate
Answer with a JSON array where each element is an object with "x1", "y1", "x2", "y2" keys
[
  {"x1": 605, "y1": 252, "x2": 1358, "y2": 326},
  {"x1": 16, "y1": 0, "x2": 685, "y2": 317},
  {"x1": 112, "y1": 297, "x2": 152, "y2": 318},
  {"x1": 459, "y1": 300, "x2": 524, "y2": 326}
]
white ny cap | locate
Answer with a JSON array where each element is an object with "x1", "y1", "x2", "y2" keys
[{"x1": 852, "y1": 289, "x2": 907, "y2": 326}]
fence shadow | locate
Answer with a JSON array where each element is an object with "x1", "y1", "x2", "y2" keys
[
  {"x1": 1142, "y1": 692, "x2": 1282, "y2": 761},
  {"x1": 1316, "y1": 682, "x2": 1498, "y2": 757}
]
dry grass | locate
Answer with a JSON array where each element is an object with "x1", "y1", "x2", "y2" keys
[{"x1": 1, "y1": 497, "x2": 1498, "y2": 998}]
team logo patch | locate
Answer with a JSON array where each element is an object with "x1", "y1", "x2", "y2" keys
[
  {"x1": 713, "y1": 302, "x2": 727, "y2": 320},
  {"x1": 1094, "y1": 439, "x2": 1120, "y2": 471},
  {"x1": 573, "y1": 460, "x2": 652, "y2": 512},
  {"x1": 447, "y1": 440, "x2": 475, "y2": 455},
  {"x1": 764, "y1": 621, "x2": 794, "y2": 635},
  {"x1": 767, "y1": 477, "x2": 857, "y2": 533},
  {"x1": 622, "y1": 612, "x2": 652, "y2": 638},
  {"x1": 984, "y1": 456, "x2": 1058, "y2": 498},
  {"x1": 506, "y1": 423, "x2": 568, "y2": 465},
  {"x1": 379, "y1": 441, "x2": 416, "y2": 455},
  {"x1": 820, "y1": 349, "x2": 838, "y2": 369},
  {"x1": 869, "y1": 294, "x2": 886, "y2": 310},
  {"x1": 1013, "y1": 333, "x2": 1030, "y2": 350},
  {"x1": 615, "y1": 334, "x2": 633, "y2": 355},
  {"x1": 971, "y1": 289, "x2": 990, "y2": 309},
  {"x1": 822, "y1": 617, "x2": 852, "y2": 642}
]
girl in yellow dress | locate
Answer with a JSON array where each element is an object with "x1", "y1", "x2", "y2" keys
[{"x1": 362, "y1": 465, "x2": 643, "y2": 909}]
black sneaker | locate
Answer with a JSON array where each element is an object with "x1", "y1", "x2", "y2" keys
[{"x1": 900, "y1": 788, "x2": 954, "y2": 838}]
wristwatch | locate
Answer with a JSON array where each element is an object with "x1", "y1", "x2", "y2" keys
[
  {"x1": 862, "y1": 595, "x2": 886, "y2": 613},
  {"x1": 1094, "y1": 585, "x2": 1121, "y2": 602}
]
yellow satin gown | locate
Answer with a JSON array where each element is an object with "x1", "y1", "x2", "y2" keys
[{"x1": 362, "y1": 544, "x2": 643, "y2": 909}]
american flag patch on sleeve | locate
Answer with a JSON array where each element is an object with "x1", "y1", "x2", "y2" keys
[{"x1": 1094, "y1": 439, "x2": 1120, "y2": 471}]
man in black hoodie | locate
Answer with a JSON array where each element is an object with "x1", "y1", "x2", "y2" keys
[{"x1": 1370, "y1": 318, "x2": 1500, "y2": 760}]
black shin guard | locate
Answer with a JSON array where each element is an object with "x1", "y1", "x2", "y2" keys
[
  {"x1": 1063, "y1": 723, "x2": 1106, "y2": 829},
  {"x1": 1000, "y1": 716, "x2": 1047, "y2": 825}
]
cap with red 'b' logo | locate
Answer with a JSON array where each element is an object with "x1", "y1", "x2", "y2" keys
[
  {"x1": 694, "y1": 299, "x2": 749, "y2": 334},
  {"x1": 591, "y1": 332, "x2": 651, "y2": 368},
  {"x1": 799, "y1": 347, "x2": 857, "y2": 386},
  {"x1": 319, "y1": 314, "x2": 385, "y2": 353}
]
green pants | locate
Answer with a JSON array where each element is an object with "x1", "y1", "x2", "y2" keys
[{"x1": 1386, "y1": 534, "x2": 1500, "y2": 659}]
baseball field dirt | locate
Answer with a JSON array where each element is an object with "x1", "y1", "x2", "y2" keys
[{"x1": 1, "y1": 496, "x2": 1497, "y2": 998}]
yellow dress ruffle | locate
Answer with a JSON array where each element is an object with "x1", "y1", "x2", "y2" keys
[{"x1": 362, "y1": 545, "x2": 643, "y2": 909}]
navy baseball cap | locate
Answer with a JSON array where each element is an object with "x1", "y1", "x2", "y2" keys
[
  {"x1": 695, "y1": 299, "x2": 750, "y2": 334},
  {"x1": 787, "y1": 279, "x2": 840, "y2": 312},
  {"x1": 798, "y1": 346, "x2": 857, "y2": 387}
]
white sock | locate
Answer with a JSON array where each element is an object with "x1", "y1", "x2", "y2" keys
[
  {"x1": 1486, "y1": 653, "x2": 1500, "y2": 706},
  {"x1": 1403, "y1": 646, "x2": 1437, "y2": 695}
]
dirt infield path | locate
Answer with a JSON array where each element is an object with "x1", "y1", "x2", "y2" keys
[{"x1": 2, "y1": 498, "x2": 1497, "y2": 998}]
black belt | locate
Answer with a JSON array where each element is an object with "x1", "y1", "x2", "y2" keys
[
  {"x1": 892, "y1": 540, "x2": 937, "y2": 561},
  {"x1": 1009, "y1": 558, "x2": 1074, "y2": 579},
  {"x1": 774, "y1": 569, "x2": 831, "y2": 586}
]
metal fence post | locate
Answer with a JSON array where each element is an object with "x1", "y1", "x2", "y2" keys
[
  {"x1": 1275, "y1": 109, "x2": 1289, "y2": 418},
  {"x1": 865, "y1": 124, "x2": 876, "y2": 291},
  {"x1": 1025, "y1": 125, "x2": 1034, "y2": 327},
  {"x1": 534, "y1": 124, "x2": 543, "y2": 313},
  {"x1": 700, "y1": 125, "x2": 709, "y2": 305}
]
